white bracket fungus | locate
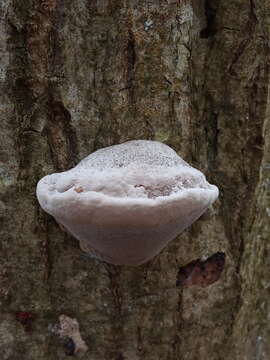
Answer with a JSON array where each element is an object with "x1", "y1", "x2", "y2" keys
[{"x1": 36, "y1": 140, "x2": 219, "y2": 265}]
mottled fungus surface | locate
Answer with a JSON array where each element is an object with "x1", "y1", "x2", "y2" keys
[{"x1": 36, "y1": 140, "x2": 219, "y2": 265}]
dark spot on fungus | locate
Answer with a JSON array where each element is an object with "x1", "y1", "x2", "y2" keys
[
  {"x1": 176, "y1": 252, "x2": 225, "y2": 287},
  {"x1": 74, "y1": 186, "x2": 84, "y2": 193}
]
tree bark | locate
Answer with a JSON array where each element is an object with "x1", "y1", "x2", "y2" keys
[{"x1": 0, "y1": 0, "x2": 269, "y2": 359}]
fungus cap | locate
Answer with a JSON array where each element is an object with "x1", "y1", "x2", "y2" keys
[{"x1": 36, "y1": 140, "x2": 219, "y2": 265}]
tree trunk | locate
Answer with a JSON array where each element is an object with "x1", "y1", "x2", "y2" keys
[{"x1": 1, "y1": 0, "x2": 269, "y2": 359}]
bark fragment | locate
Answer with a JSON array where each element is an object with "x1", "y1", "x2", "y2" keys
[{"x1": 176, "y1": 252, "x2": 226, "y2": 288}]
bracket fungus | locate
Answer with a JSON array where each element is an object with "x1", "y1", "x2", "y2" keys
[{"x1": 36, "y1": 140, "x2": 219, "y2": 265}]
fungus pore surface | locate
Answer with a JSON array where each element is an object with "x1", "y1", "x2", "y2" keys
[{"x1": 36, "y1": 140, "x2": 219, "y2": 265}]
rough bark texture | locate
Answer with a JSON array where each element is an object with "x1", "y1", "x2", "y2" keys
[{"x1": 0, "y1": 0, "x2": 269, "y2": 359}]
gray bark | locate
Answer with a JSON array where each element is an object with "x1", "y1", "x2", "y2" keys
[{"x1": 0, "y1": 0, "x2": 269, "y2": 359}]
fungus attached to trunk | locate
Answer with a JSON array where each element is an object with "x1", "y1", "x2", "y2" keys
[{"x1": 36, "y1": 140, "x2": 219, "y2": 265}]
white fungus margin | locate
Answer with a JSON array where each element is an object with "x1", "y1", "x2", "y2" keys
[{"x1": 36, "y1": 140, "x2": 219, "y2": 265}]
